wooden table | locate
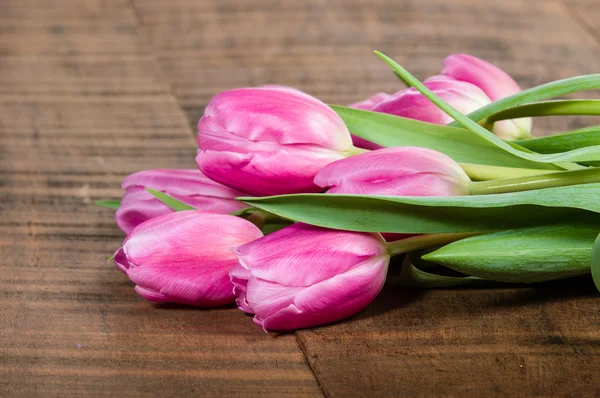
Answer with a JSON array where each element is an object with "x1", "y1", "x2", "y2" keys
[{"x1": 2, "y1": 0, "x2": 599, "y2": 396}]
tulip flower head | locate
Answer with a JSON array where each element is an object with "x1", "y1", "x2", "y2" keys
[
  {"x1": 315, "y1": 146, "x2": 471, "y2": 197},
  {"x1": 196, "y1": 87, "x2": 361, "y2": 196},
  {"x1": 441, "y1": 53, "x2": 532, "y2": 140},
  {"x1": 115, "y1": 211, "x2": 263, "y2": 306},
  {"x1": 349, "y1": 53, "x2": 532, "y2": 140},
  {"x1": 349, "y1": 92, "x2": 392, "y2": 111},
  {"x1": 371, "y1": 77, "x2": 492, "y2": 126},
  {"x1": 230, "y1": 223, "x2": 389, "y2": 331},
  {"x1": 115, "y1": 169, "x2": 248, "y2": 234}
]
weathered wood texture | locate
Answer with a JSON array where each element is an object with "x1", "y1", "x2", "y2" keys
[
  {"x1": 132, "y1": 0, "x2": 600, "y2": 136},
  {"x1": 131, "y1": 0, "x2": 600, "y2": 396},
  {"x1": 0, "y1": 1, "x2": 320, "y2": 396},
  {"x1": 2, "y1": 0, "x2": 600, "y2": 397}
]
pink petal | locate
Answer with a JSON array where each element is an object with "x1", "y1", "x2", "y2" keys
[
  {"x1": 134, "y1": 286, "x2": 172, "y2": 303},
  {"x1": 196, "y1": 146, "x2": 345, "y2": 196},
  {"x1": 351, "y1": 135, "x2": 383, "y2": 150},
  {"x1": 244, "y1": 276, "x2": 303, "y2": 324},
  {"x1": 119, "y1": 211, "x2": 263, "y2": 306},
  {"x1": 372, "y1": 80, "x2": 491, "y2": 125},
  {"x1": 314, "y1": 147, "x2": 470, "y2": 196},
  {"x1": 441, "y1": 53, "x2": 522, "y2": 101},
  {"x1": 198, "y1": 87, "x2": 353, "y2": 152},
  {"x1": 236, "y1": 223, "x2": 387, "y2": 287},
  {"x1": 229, "y1": 263, "x2": 253, "y2": 313},
  {"x1": 116, "y1": 187, "x2": 174, "y2": 235},
  {"x1": 121, "y1": 169, "x2": 247, "y2": 198},
  {"x1": 259, "y1": 255, "x2": 390, "y2": 331},
  {"x1": 116, "y1": 169, "x2": 250, "y2": 234},
  {"x1": 348, "y1": 92, "x2": 392, "y2": 111}
]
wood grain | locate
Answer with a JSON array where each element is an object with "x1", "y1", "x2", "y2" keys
[
  {"x1": 2, "y1": 0, "x2": 600, "y2": 396},
  {"x1": 0, "y1": 1, "x2": 321, "y2": 396},
  {"x1": 132, "y1": 0, "x2": 600, "y2": 137},
  {"x1": 130, "y1": 0, "x2": 600, "y2": 396}
]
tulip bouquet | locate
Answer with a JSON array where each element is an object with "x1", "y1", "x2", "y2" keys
[{"x1": 98, "y1": 52, "x2": 600, "y2": 331}]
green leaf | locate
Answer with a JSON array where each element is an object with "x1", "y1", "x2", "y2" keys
[
  {"x1": 240, "y1": 183, "x2": 600, "y2": 234},
  {"x1": 230, "y1": 207, "x2": 256, "y2": 217},
  {"x1": 516, "y1": 126, "x2": 600, "y2": 154},
  {"x1": 455, "y1": 75, "x2": 600, "y2": 127},
  {"x1": 376, "y1": 51, "x2": 600, "y2": 165},
  {"x1": 95, "y1": 200, "x2": 121, "y2": 210},
  {"x1": 422, "y1": 216, "x2": 598, "y2": 283},
  {"x1": 332, "y1": 105, "x2": 556, "y2": 170},
  {"x1": 145, "y1": 188, "x2": 196, "y2": 211},
  {"x1": 487, "y1": 100, "x2": 600, "y2": 122},
  {"x1": 591, "y1": 233, "x2": 600, "y2": 293},
  {"x1": 398, "y1": 254, "x2": 487, "y2": 288}
]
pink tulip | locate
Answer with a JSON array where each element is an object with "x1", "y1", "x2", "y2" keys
[
  {"x1": 115, "y1": 169, "x2": 248, "y2": 234},
  {"x1": 348, "y1": 92, "x2": 392, "y2": 111},
  {"x1": 372, "y1": 77, "x2": 491, "y2": 125},
  {"x1": 196, "y1": 87, "x2": 360, "y2": 196},
  {"x1": 348, "y1": 79, "x2": 491, "y2": 149},
  {"x1": 441, "y1": 53, "x2": 532, "y2": 140},
  {"x1": 114, "y1": 211, "x2": 264, "y2": 306},
  {"x1": 230, "y1": 223, "x2": 389, "y2": 331},
  {"x1": 314, "y1": 146, "x2": 471, "y2": 196},
  {"x1": 346, "y1": 92, "x2": 391, "y2": 150}
]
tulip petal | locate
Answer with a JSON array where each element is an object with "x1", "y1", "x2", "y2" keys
[
  {"x1": 348, "y1": 92, "x2": 392, "y2": 111},
  {"x1": 229, "y1": 263, "x2": 253, "y2": 313},
  {"x1": 120, "y1": 211, "x2": 263, "y2": 306},
  {"x1": 441, "y1": 53, "x2": 522, "y2": 101},
  {"x1": 134, "y1": 286, "x2": 172, "y2": 303},
  {"x1": 244, "y1": 276, "x2": 303, "y2": 324},
  {"x1": 260, "y1": 255, "x2": 389, "y2": 331},
  {"x1": 116, "y1": 187, "x2": 173, "y2": 235},
  {"x1": 236, "y1": 223, "x2": 387, "y2": 287},
  {"x1": 122, "y1": 169, "x2": 246, "y2": 198},
  {"x1": 196, "y1": 147, "x2": 345, "y2": 196},
  {"x1": 326, "y1": 173, "x2": 470, "y2": 196},
  {"x1": 116, "y1": 169, "x2": 249, "y2": 234},
  {"x1": 314, "y1": 147, "x2": 471, "y2": 196},
  {"x1": 372, "y1": 80, "x2": 491, "y2": 125},
  {"x1": 199, "y1": 87, "x2": 353, "y2": 151}
]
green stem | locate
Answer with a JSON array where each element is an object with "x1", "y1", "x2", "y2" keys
[
  {"x1": 459, "y1": 163, "x2": 551, "y2": 181},
  {"x1": 387, "y1": 232, "x2": 486, "y2": 256},
  {"x1": 469, "y1": 167, "x2": 600, "y2": 195}
]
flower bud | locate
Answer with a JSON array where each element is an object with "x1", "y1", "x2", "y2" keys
[
  {"x1": 196, "y1": 87, "x2": 358, "y2": 196},
  {"x1": 115, "y1": 211, "x2": 263, "y2": 306},
  {"x1": 372, "y1": 77, "x2": 491, "y2": 125},
  {"x1": 230, "y1": 223, "x2": 389, "y2": 331},
  {"x1": 441, "y1": 53, "x2": 532, "y2": 140},
  {"x1": 348, "y1": 92, "x2": 392, "y2": 111},
  {"x1": 115, "y1": 169, "x2": 247, "y2": 234},
  {"x1": 314, "y1": 147, "x2": 471, "y2": 197}
]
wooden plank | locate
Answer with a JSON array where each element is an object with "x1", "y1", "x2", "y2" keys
[
  {"x1": 297, "y1": 266, "x2": 600, "y2": 396},
  {"x1": 132, "y1": 0, "x2": 600, "y2": 137},
  {"x1": 130, "y1": 0, "x2": 600, "y2": 396},
  {"x1": 0, "y1": 1, "x2": 321, "y2": 396},
  {"x1": 562, "y1": 0, "x2": 600, "y2": 46}
]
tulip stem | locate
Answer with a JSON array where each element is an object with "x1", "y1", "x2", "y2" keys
[
  {"x1": 468, "y1": 167, "x2": 600, "y2": 195},
  {"x1": 387, "y1": 232, "x2": 486, "y2": 256},
  {"x1": 459, "y1": 163, "x2": 552, "y2": 181}
]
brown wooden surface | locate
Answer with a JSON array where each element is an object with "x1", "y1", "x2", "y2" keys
[{"x1": 1, "y1": 0, "x2": 600, "y2": 397}]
